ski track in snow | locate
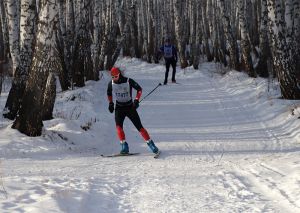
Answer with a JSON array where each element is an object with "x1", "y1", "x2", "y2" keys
[{"x1": 1, "y1": 58, "x2": 300, "y2": 212}]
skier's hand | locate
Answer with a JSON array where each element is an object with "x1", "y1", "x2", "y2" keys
[
  {"x1": 133, "y1": 99, "x2": 139, "y2": 109},
  {"x1": 109, "y1": 102, "x2": 114, "y2": 113}
]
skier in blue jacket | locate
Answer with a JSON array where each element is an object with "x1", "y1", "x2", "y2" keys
[
  {"x1": 107, "y1": 67, "x2": 159, "y2": 155},
  {"x1": 159, "y1": 38, "x2": 178, "y2": 85}
]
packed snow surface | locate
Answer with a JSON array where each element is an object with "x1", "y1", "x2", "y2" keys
[{"x1": 1, "y1": 58, "x2": 300, "y2": 212}]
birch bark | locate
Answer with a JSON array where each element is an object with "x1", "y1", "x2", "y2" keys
[
  {"x1": 13, "y1": 0, "x2": 58, "y2": 136},
  {"x1": 4, "y1": 0, "x2": 20, "y2": 76},
  {"x1": 3, "y1": 0, "x2": 37, "y2": 120},
  {"x1": 267, "y1": 0, "x2": 300, "y2": 99}
]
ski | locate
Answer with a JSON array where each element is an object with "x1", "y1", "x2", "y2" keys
[
  {"x1": 101, "y1": 153, "x2": 140, "y2": 158},
  {"x1": 162, "y1": 82, "x2": 181, "y2": 85},
  {"x1": 154, "y1": 150, "x2": 161, "y2": 159}
]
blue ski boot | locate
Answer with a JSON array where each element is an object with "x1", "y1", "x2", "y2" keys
[
  {"x1": 147, "y1": 140, "x2": 159, "y2": 154},
  {"x1": 120, "y1": 141, "x2": 129, "y2": 154}
]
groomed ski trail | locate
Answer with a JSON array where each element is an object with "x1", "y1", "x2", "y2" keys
[{"x1": 1, "y1": 59, "x2": 300, "y2": 212}]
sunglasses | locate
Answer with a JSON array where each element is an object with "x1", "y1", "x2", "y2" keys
[{"x1": 112, "y1": 74, "x2": 119, "y2": 79}]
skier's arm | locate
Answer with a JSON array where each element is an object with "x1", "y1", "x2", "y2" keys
[
  {"x1": 107, "y1": 81, "x2": 113, "y2": 103},
  {"x1": 107, "y1": 81, "x2": 114, "y2": 113},
  {"x1": 159, "y1": 45, "x2": 164, "y2": 53},
  {"x1": 129, "y1": 79, "x2": 142, "y2": 101},
  {"x1": 173, "y1": 46, "x2": 178, "y2": 61}
]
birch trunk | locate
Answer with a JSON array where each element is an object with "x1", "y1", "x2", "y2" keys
[
  {"x1": 219, "y1": 0, "x2": 239, "y2": 70},
  {"x1": 128, "y1": 1, "x2": 140, "y2": 58},
  {"x1": 238, "y1": 0, "x2": 256, "y2": 77},
  {"x1": 56, "y1": 0, "x2": 70, "y2": 90},
  {"x1": 201, "y1": 1, "x2": 213, "y2": 62},
  {"x1": 0, "y1": 20, "x2": 4, "y2": 94},
  {"x1": 267, "y1": 0, "x2": 300, "y2": 99},
  {"x1": 192, "y1": 0, "x2": 201, "y2": 69},
  {"x1": 3, "y1": 0, "x2": 37, "y2": 120},
  {"x1": 4, "y1": 0, "x2": 20, "y2": 76},
  {"x1": 293, "y1": 0, "x2": 300, "y2": 80},
  {"x1": 141, "y1": 0, "x2": 149, "y2": 60},
  {"x1": 0, "y1": 1, "x2": 9, "y2": 63},
  {"x1": 174, "y1": 0, "x2": 188, "y2": 68},
  {"x1": 256, "y1": 0, "x2": 270, "y2": 77},
  {"x1": 13, "y1": 0, "x2": 58, "y2": 136},
  {"x1": 91, "y1": 0, "x2": 101, "y2": 79},
  {"x1": 42, "y1": 72, "x2": 56, "y2": 120}
]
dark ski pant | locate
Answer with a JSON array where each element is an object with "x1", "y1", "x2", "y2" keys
[
  {"x1": 115, "y1": 105, "x2": 150, "y2": 141},
  {"x1": 164, "y1": 58, "x2": 177, "y2": 84}
]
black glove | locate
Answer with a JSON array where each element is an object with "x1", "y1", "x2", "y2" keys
[
  {"x1": 108, "y1": 102, "x2": 114, "y2": 113},
  {"x1": 133, "y1": 99, "x2": 139, "y2": 109}
]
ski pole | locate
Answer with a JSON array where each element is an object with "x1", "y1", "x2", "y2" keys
[{"x1": 139, "y1": 83, "x2": 162, "y2": 103}]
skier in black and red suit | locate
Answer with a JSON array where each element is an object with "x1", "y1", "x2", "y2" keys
[{"x1": 107, "y1": 67, "x2": 159, "y2": 154}]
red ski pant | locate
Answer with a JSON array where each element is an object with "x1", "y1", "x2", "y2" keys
[{"x1": 115, "y1": 105, "x2": 150, "y2": 141}]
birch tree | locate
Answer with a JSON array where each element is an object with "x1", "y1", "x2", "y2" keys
[
  {"x1": 4, "y1": 0, "x2": 20, "y2": 76},
  {"x1": 72, "y1": 0, "x2": 93, "y2": 86},
  {"x1": 174, "y1": 0, "x2": 188, "y2": 68},
  {"x1": 256, "y1": 0, "x2": 270, "y2": 77},
  {"x1": 0, "y1": 1, "x2": 9, "y2": 64},
  {"x1": 42, "y1": 72, "x2": 56, "y2": 120},
  {"x1": 190, "y1": 0, "x2": 200, "y2": 69},
  {"x1": 293, "y1": 0, "x2": 300, "y2": 80},
  {"x1": 56, "y1": 0, "x2": 71, "y2": 90},
  {"x1": 91, "y1": 0, "x2": 101, "y2": 80},
  {"x1": 0, "y1": 18, "x2": 4, "y2": 94},
  {"x1": 13, "y1": 0, "x2": 59, "y2": 136},
  {"x1": 218, "y1": 0, "x2": 239, "y2": 70},
  {"x1": 128, "y1": 0, "x2": 140, "y2": 58},
  {"x1": 201, "y1": 0, "x2": 213, "y2": 62},
  {"x1": 267, "y1": 0, "x2": 300, "y2": 99},
  {"x1": 238, "y1": 0, "x2": 256, "y2": 77},
  {"x1": 3, "y1": 0, "x2": 37, "y2": 120}
]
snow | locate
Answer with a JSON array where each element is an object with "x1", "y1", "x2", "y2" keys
[{"x1": 1, "y1": 58, "x2": 300, "y2": 212}]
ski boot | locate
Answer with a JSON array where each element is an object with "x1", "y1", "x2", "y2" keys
[
  {"x1": 147, "y1": 140, "x2": 159, "y2": 154},
  {"x1": 120, "y1": 141, "x2": 129, "y2": 154}
]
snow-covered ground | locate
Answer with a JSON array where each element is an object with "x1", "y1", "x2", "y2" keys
[{"x1": 1, "y1": 58, "x2": 300, "y2": 213}]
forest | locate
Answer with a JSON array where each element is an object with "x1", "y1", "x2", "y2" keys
[{"x1": 0, "y1": 0, "x2": 299, "y2": 136}]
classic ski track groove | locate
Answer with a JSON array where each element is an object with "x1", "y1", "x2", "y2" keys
[{"x1": 211, "y1": 76, "x2": 298, "y2": 212}]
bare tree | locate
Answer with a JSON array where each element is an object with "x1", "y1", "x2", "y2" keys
[
  {"x1": 42, "y1": 72, "x2": 56, "y2": 120},
  {"x1": 293, "y1": 0, "x2": 300, "y2": 81},
  {"x1": 256, "y1": 0, "x2": 270, "y2": 77},
  {"x1": 0, "y1": 1, "x2": 9, "y2": 64},
  {"x1": 3, "y1": 0, "x2": 37, "y2": 120},
  {"x1": 13, "y1": 0, "x2": 59, "y2": 136},
  {"x1": 218, "y1": 0, "x2": 239, "y2": 70},
  {"x1": 238, "y1": 0, "x2": 256, "y2": 77},
  {"x1": 174, "y1": 0, "x2": 188, "y2": 68},
  {"x1": 267, "y1": 0, "x2": 300, "y2": 99},
  {"x1": 3, "y1": 0, "x2": 20, "y2": 76}
]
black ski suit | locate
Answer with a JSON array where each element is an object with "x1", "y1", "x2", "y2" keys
[{"x1": 107, "y1": 75, "x2": 147, "y2": 141}]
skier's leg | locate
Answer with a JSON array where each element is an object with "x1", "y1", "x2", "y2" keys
[
  {"x1": 164, "y1": 60, "x2": 171, "y2": 84},
  {"x1": 127, "y1": 108, "x2": 159, "y2": 153},
  {"x1": 127, "y1": 108, "x2": 144, "y2": 137},
  {"x1": 115, "y1": 107, "x2": 129, "y2": 153},
  {"x1": 171, "y1": 59, "x2": 177, "y2": 82}
]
